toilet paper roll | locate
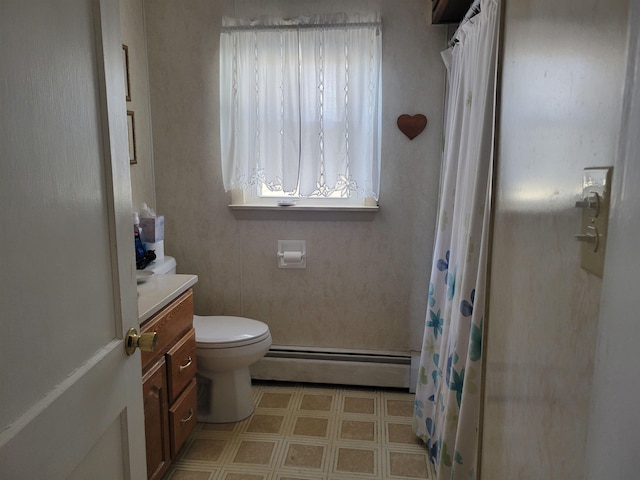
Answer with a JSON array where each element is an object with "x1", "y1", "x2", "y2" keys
[
  {"x1": 144, "y1": 240, "x2": 164, "y2": 260},
  {"x1": 283, "y1": 251, "x2": 303, "y2": 263}
]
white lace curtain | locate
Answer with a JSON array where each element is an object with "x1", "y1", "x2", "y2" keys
[{"x1": 219, "y1": 13, "x2": 382, "y2": 200}]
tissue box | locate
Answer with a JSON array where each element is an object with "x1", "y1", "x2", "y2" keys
[{"x1": 140, "y1": 216, "x2": 164, "y2": 243}]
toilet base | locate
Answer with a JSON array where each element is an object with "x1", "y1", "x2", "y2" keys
[{"x1": 196, "y1": 367, "x2": 255, "y2": 423}]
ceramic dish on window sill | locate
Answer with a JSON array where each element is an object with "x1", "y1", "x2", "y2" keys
[{"x1": 136, "y1": 270, "x2": 154, "y2": 283}]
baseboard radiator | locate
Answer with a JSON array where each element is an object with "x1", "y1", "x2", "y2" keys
[{"x1": 250, "y1": 345, "x2": 411, "y2": 389}]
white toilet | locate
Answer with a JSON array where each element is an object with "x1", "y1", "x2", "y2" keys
[
  {"x1": 143, "y1": 256, "x2": 272, "y2": 423},
  {"x1": 193, "y1": 314, "x2": 271, "y2": 423}
]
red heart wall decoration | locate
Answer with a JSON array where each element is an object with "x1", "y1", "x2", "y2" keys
[{"x1": 397, "y1": 114, "x2": 428, "y2": 140}]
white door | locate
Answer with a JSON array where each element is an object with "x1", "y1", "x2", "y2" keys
[
  {"x1": 0, "y1": 1, "x2": 146, "y2": 479},
  {"x1": 585, "y1": 2, "x2": 640, "y2": 477}
]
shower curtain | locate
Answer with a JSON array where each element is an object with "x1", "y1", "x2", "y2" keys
[{"x1": 413, "y1": 0, "x2": 499, "y2": 479}]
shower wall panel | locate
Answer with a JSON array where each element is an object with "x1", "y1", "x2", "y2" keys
[{"x1": 482, "y1": 0, "x2": 629, "y2": 478}]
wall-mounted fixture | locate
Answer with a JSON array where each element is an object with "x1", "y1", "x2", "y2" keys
[
  {"x1": 574, "y1": 167, "x2": 612, "y2": 277},
  {"x1": 277, "y1": 240, "x2": 306, "y2": 269},
  {"x1": 397, "y1": 114, "x2": 427, "y2": 140}
]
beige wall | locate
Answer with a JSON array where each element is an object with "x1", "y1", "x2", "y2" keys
[
  {"x1": 121, "y1": 0, "x2": 155, "y2": 212},
  {"x1": 143, "y1": 0, "x2": 447, "y2": 353},
  {"x1": 482, "y1": 0, "x2": 629, "y2": 478}
]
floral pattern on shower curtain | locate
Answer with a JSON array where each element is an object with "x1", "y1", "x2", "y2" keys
[{"x1": 413, "y1": 1, "x2": 499, "y2": 479}]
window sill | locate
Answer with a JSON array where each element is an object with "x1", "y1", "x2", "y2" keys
[
  {"x1": 228, "y1": 202, "x2": 379, "y2": 221},
  {"x1": 228, "y1": 203, "x2": 379, "y2": 212},
  {"x1": 227, "y1": 190, "x2": 379, "y2": 218}
]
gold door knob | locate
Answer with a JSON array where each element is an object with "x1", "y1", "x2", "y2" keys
[{"x1": 125, "y1": 328, "x2": 158, "y2": 356}]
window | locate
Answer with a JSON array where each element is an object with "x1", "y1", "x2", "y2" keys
[{"x1": 219, "y1": 13, "x2": 382, "y2": 208}]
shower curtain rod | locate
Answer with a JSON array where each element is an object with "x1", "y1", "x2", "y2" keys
[{"x1": 448, "y1": 0, "x2": 482, "y2": 47}]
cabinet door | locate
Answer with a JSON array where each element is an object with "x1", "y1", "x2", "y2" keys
[{"x1": 143, "y1": 359, "x2": 171, "y2": 480}]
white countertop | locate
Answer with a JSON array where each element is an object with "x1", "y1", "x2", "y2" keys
[{"x1": 137, "y1": 273, "x2": 198, "y2": 323}]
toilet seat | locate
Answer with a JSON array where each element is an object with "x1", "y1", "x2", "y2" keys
[{"x1": 193, "y1": 315, "x2": 271, "y2": 349}]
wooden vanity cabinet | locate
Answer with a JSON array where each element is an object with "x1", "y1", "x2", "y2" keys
[{"x1": 140, "y1": 289, "x2": 198, "y2": 480}]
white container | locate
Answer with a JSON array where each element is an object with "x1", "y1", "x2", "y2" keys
[{"x1": 140, "y1": 215, "x2": 164, "y2": 243}]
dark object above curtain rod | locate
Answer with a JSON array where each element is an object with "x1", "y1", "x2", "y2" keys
[
  {"x1": 448, "y1": 0, "x2": 482, "y2": 47},
  {"x1": 432, "y1": 0, "x2": 474, "y2": 24}
]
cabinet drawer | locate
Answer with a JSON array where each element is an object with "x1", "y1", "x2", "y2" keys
[
  {"x1": 167, "y1": 328, "x2": 197, "y2": 403},
  {"x1": 169, "y1": 379, "x2": 198, "y2": 457},
  {"x1": 141, "y1": 289, "x2": 193, "y2": 372}
]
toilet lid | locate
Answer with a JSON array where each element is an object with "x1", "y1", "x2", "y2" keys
[{"x1": 193, "y1": 315, "x2": 271, "y2": 348}]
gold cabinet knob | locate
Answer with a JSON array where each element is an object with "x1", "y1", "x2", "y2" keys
[{"x1": 125, "y1": 328, "x2": 158, "y2": 356}]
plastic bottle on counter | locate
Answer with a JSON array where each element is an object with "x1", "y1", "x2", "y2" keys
[{"x1": 133, "y1": 212, "x2": 146, "y2": 264}]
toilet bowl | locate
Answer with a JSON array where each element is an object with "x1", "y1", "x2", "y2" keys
[
  {"x1": 142, "y1": 256, "x2": 272, "y2": 423},
  {"x1": 194, "y1": 315, "x2": 271, "y2": 423}
]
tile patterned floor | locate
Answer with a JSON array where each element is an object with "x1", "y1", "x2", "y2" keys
[{"x1": 163, "y1": 381, "x2": 433, "y2": 480}]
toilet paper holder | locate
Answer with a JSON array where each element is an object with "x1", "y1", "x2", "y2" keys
[{"x1": 277, "y1": 240, "x2": 306, "y2": 269}]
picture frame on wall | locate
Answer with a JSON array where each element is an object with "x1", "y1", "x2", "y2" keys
[
  {"x1": 122, "y1": 44, "x2": 131, "y2": 101},
  {"x1": 127, "y1": 110, "x2": 137, "y2": 164}
]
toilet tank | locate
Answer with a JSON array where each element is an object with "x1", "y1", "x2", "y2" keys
[{"x1": 143, "y1": 256, "x2": 176, "y2": 275}]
